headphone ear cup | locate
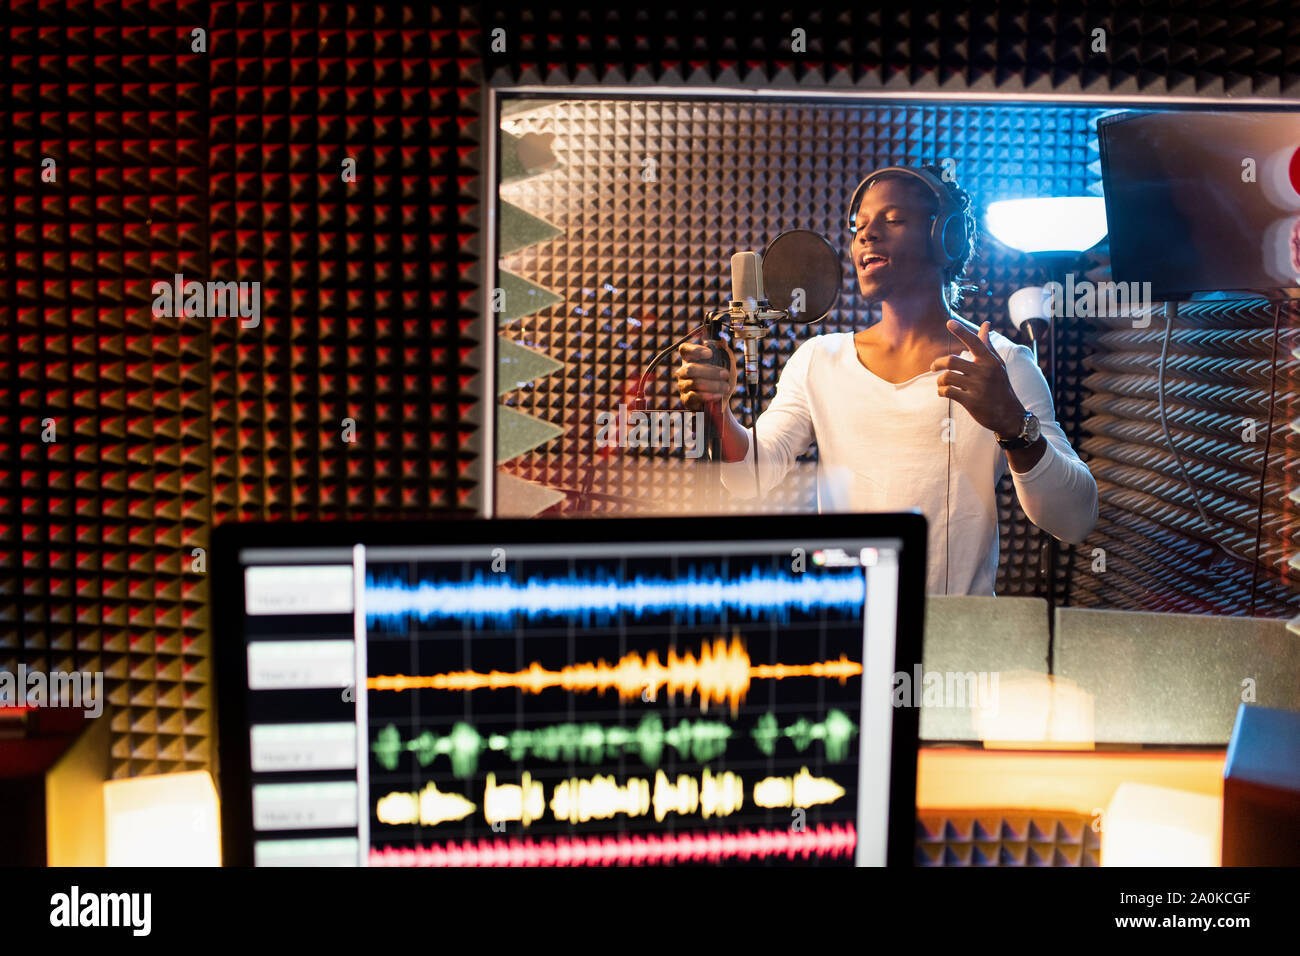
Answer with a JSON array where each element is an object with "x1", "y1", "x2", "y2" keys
[
  {"x1": 929, "y1": 216, "x2": 948, "y2": 267},
  {"x1": 935, "y1": 213, "x2": 967, "y2": 268}
]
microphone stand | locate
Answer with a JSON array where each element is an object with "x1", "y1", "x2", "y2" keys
[
  {"x1": 727, "y1": 297, "x2": 783, "y2": 505},
  {"x1": 699, "y1": 310, "x2": 731, "y2": 512}
]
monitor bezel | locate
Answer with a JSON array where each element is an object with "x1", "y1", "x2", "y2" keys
[{"x1": 212, "y1": 511, "x2": 926, "y2": 867}]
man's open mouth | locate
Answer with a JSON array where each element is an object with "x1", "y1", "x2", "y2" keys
[{"x1": 860, "y1": 254, "x2": 889, "y2": 272}]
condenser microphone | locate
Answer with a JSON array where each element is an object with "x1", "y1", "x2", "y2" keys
[
  {"x1": 731, "y1": 250, "x2": 763, "y2": 311},
  {"x1": 729, "y1": 251, "x2": 784, "y2": 387}
]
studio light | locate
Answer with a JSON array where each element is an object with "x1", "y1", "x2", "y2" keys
[
  {"x1": 1007, "y1": 285, "x2": 1054, "y2": 363},
  {"x1": 985, "y1": 197, "x2": 1108, "y2": 254}
]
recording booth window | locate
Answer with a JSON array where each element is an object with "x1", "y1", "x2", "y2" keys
[{"x1": 491, "y1": 94, "x2": 1300, "y2": 615}]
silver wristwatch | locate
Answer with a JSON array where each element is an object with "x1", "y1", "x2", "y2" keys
[{"x1": 995, "y1": 410, "x2": 1041, "y2": 449}]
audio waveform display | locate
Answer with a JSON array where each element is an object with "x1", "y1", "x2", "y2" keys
[
  {"x1": 362, "y1": 545, "x2": 869, "y2": 867},
  {"x1": 368, "y1": 823, "x2": 858, "y2": 866},
  {"x1": 366, "y1": 565, "x2": 865, "y2": 628},
  {"x1": 750, "y1": 709, "x2": 859, "y2": 762},
  {"x1": 371, "y1": 713, "x2": 733, "y2": 777},
  {"x1": 752, "y1": 767, "x2": 846, "y2": 809},
  {"x1": 474, "y1": 768, "x2": 746, "y2": 827},
  {"x1": 483, "y1": 771, "x2": 545, "y2": 827},
  {"x1": 649, "y1": 768, "x2": 745, "y2": 822},
  {"x1": 376, "y1": 781, "x2": 476, "y2": 826},
  {"x1": 550, "y1": 774, "x2": 651, "y2": 826},
  {"x1": 376, "y1": 768, "x2": 845, "y2": 827},
  {"x1": 367, "y1": 633, "x2": 862, "y2": 716}
]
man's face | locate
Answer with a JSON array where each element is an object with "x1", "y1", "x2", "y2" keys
[{"x1": 851, "y1": 177, "x2": 943, "y2": 301}]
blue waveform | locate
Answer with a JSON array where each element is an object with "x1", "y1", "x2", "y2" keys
[{"x1": 365, "y1": 564, "x2": 865, "y2": 629}]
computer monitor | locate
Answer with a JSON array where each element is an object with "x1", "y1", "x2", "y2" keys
[
  {"x1": 213, "y1": 513, "x2": 926, "y2": 867},
  {"x1": 1099, "y1": 109, "x2": 1300, "y2": 300}
]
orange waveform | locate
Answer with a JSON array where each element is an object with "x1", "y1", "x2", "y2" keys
[{"x1": 366, "y1": 633, "x2": 862, "y2": 715}]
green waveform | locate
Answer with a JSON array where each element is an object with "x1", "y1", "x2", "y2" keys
[
  {"x1": 750, "y1": 709, "x2": 858, "y2": 762},
  {"x1": 371, "y1": 713, "x2": 733, "y2": 778}
]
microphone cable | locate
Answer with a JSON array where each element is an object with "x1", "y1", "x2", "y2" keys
[
  {"x1": 600, "y1": 319, "x2": 710, "y2": 512},
  {"x1": 945, "y1": 320, "x2": 954, "y2": 596},
  {"x1": 747, "y1": 345, "x2": 761, "y2": 499},
  {"x1": 1156, "y1": 300, "x2": 1241, "y2": 566},
  {"x1": 633, "y1": 320, "x2": 711, "y2": 410},
  {"x1": 1248, "y1": 299, "x2": 1284, "y2": 616}
]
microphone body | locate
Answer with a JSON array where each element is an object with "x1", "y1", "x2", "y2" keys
[{"x1": 728, "y1": 251, "x2": 785, "y2": 386}]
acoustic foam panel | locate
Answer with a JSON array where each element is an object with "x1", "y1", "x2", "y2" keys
[
  {"x1": 497, "y1": 338, "x2": 562, "y2": 397},
  {"x1": 3, "y1": 1, "x2": 485, "y2": 778},
  {"x1": 494, "y1": 121, "x2": 568, "y2": 514},
  {"x1": 1054, "y1": 608, "x2": 1300, "y2": 744},
  {"x1": 1067, "y1": 300, "x2": 1299, "y2": 616},
  {"x1": 206, "y1": 3, "x2": 483, "y2": 526},
  {"x1": 916, "y1": 809, "x2": 1100, "y2": 866},
  {"x1": 920, "y1": 596, "x2": 1050, "y2": 741},
  {"x1": 483, "y1": 3, "x2": 1300, "y2": 99},
  {"x1": 3, "y1": 11, "x2": 211, "y2": 778}
]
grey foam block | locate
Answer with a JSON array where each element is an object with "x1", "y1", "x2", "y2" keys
[
  {"x1": 496, "y1": 405, "x2": 564, "y2": 463},
  {"x1": 1054, "y1": 608, "x2": 1300, "y2": 745},
  {"x1": 497, "y1": 337, "x2": 564, "y2": 397},
  {"x1": 495, "y1": 470, "x2": 565, "y2": 517},
  {"x1": 919, "y1": 596, "x2": 1050, "y2": 742},
  {"x1": 495, "y1": 270, "x2": 563, "y2": 327}
]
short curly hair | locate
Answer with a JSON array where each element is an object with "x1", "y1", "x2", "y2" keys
[{"x1": 863, "y1": 164, "x2": 978, "y2": 308}]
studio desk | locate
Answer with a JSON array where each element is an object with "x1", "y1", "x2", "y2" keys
[{"x1": 913, "y1": 598, "x2": 1300, "y2": 866}]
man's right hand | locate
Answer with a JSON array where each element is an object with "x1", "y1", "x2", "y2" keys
[{"x1": 675, "y1": 342, "x2": 738, "y2": 411}]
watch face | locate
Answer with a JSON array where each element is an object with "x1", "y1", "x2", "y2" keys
[{"x1": 1025, "y1": 413, "x2": 1041, "y2": 442}]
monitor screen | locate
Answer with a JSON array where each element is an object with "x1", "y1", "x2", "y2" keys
[
  {"x1": 1099, "y1": 110, "x2": 1300, "y2": 300},
  {"x1": 215, "y1": 516, "x2": 923, "y2": 867}
]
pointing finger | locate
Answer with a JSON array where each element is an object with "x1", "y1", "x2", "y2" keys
[
  {"x1": 977, "y1": 321, "x2": 1006, "y2": 366},
  {"x1": 945, "y1": 318, "x2": 994, "y2": 360}
]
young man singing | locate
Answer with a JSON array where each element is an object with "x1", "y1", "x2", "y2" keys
[{"x1": 675, "y1": 165, "x2": 1098, "y2": 595}]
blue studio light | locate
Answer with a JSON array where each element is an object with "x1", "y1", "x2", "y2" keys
[{"x1": 984, "y1": 197, "x2": 1109, "y2": 254}]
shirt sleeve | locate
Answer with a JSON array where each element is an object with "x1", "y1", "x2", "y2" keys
[
  {"x1": 718, "y1": 337, "x2": 818, "y2": 499},
  {"x1": 1002, "y1": 342, "x2": 1099, "y2": 544}
]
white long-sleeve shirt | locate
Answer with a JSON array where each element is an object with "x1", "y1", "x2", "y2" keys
[{"x1": 720, "y1": 329, "x2": 1098, "y2": 595}]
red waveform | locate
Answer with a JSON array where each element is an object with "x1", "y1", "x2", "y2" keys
[{"x1": 368, "y1": 822, "x2": 856, "y2": 867}]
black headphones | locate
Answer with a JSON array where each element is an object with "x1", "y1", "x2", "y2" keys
[{"x1": 845, "y1": 165, "x2": 969, "y2": 275}]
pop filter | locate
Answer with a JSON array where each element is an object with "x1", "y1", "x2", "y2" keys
[{"x1": 761, "y1": 229, "x2": 842, "y2": 324}]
